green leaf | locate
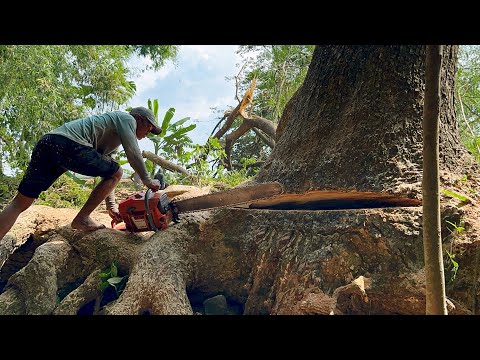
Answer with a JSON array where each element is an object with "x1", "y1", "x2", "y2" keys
[
  {"x1": 82, "y1": 97, "x2": 96, "y2": 109},
  {"x1": 147, "y1": 134, "x2": 160, "y2": 144},
  {"x1": 111, "y1": 263, "x2": 118, "y2": 277},
  {"x1": 145, "y1": 159, "x2": 154, "y2": 174},
  {"x1": 161, "y1": 107, "x2": 175, "y2": 131},
  {"x1": 107, "y1": 276, "x2": 124, "y2": 285},
  {"x1": 441, "y1": 189, "x2": 471, "y2": 203},
  {"x1": 99, "y1": 272, "x2": 111, "y2": 279},
  {"x1": 171, "y1": 117, "x2": 191, "y2": 128},
  {"x1": 165, "y1": 124, "x2": 197, "y2": 142},
  {"x1": 100, "y1": 281, "x2": 110, "y2": 291},
  {"x1": 64, "y1": 171, "x2": 87, "y2": 186},
  {"x1": 153, "y1": 99, "x2": 159, "y2": 118}
]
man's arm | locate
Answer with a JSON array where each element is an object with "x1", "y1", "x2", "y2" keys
[{"x1": 115, "y1": 113, "x2": 153, "y2": 185}]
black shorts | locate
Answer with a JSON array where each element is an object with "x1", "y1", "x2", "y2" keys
[{"x1": 18, "y1": 134, "x2": 120, "y2": 198}]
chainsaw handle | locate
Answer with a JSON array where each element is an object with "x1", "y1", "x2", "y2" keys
[
  {"x1": 108, "y1": 208, "x2": 123, "y2": 228},
  {"x1": 144, "y1": 188, "x2": 159, "y2": 231}
]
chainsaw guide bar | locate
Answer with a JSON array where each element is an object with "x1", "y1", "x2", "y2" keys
[
  {"x1": 173, "y1": 181, "x2": 284, "y2": 214},
  {"x1": 112, "y1": 182, "x2": 284, "y2": 232}
]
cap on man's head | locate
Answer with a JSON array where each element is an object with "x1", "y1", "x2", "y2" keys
[{"x1": 129, "y1": 107, "x2": 162, "y2": 135}]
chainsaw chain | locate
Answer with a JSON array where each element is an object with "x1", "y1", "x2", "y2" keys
[{"x1": 175, "y1": 192, "x2": 279, "y2": 214}]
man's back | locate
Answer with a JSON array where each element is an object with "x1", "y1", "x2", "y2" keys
[{"x1": 48, "y1": 111, "x2": 137, "y2": 155}]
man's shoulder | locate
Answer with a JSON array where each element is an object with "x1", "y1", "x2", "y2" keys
[
  {"x1": 109, "y1": 110, "x2": 133, "y2": 119},
  {"x1": 106, "y1": 111, "x2": 135, "y2": 124}
]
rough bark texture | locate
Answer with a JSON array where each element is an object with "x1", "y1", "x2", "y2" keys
[
  {"x1": 2, "y1": 199, "x2": 477, "y2": 315},
  {"x1": 257, "y1": 46, "x2": 475, "y2": 199},
  {"x1": 1, "y1": 46, "x2": 480, "y2": 315}
]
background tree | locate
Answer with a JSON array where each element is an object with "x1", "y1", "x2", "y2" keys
[
  {"x1": 0, "y1": 45, "x2": 178, "y2": 174},
  {"x1": 218, "y1": 46, "x2": 314, "y2": 169},
  {"x1": 456, "y1": 45, "x2": 480, "y2": 163},
  {"x1": 257, "y1": 45, "x2": 474, "y2": 197},
  {"x1": 423, "y1": 45, "x2": 447, "y2": 315},
  {"x1": 3, "y1": 45, "x2": 480, "y2": 315}
]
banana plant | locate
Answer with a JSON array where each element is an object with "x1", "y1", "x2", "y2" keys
[
  {"x1": 117, "y1": 100, "x2": 196, "y2": 178},
  {"x1": 146, "y1": 98, "x2": 196, "y2": 176}
]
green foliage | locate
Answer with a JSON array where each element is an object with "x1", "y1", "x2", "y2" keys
[
  {"x1": 441, "y1": 189, "x2": 472, "y2": 205},
  {"x1": 230, "y1": 130, "x2": 271, "y2": 173},
  {"x1": 456, "y1": 45, "x2": 480, "y2": 163},
  {"x1": 125, "y1": 46, "x2": 179, "y2": 70},
  {"x1": 147, "y1": 99, "x2": 196, "y2": 171},
  {"x1": 228, "y1": 45, "x2": 313, "y2": 166},
  {"x1": 445, "y1": 250, "x2": 459, "y2": 283},
  {"x1": 444, "y1": 219, "x2": 465, "y2": 284},
  {"x1": 188, "y1": 137, "x2": 226, "y2": 185},
  {"x1": 445, "y1": 220, "x2": 465, "y2": 234},
  {"x1": 123, "y1": 99, "x2": 197, "y2": 178},
  {"x1": 0, "y1": 174, "x2": 21, "y2": 210},
  {"x1": 215, "y1": 158, "x2": 259, "y2": 188},
  {"x1": 36, "y1": 173, "x2": 91, "y2": 208},
  {"x1": 0, "y1": 45, "x2": 178, "y2": 173},
  {"x1": 98, "y1": 261, "x2": 127, "y2": 297},
  {"x1": 237, "y1": 45, "x2": 314, "y2": 121}
]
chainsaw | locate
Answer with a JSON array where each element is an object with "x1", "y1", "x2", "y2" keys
[{"x1": 110, "y1": 182, "x2": 283, "y2": 232}]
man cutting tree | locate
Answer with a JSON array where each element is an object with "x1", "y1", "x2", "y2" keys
[{"x1": 0, "y1": 107, "x2": 163, "y2": 240}]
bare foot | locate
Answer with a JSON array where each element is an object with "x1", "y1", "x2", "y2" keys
[{"x1": 71, "y1": 216, "x2": 106, "y2": 232}]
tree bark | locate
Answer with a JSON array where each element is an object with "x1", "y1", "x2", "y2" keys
[
  {"x1": 257, "y1": 46, "x2": 473, "y2": 198},
  {"x1": 423, "y1": 45, "x2": 447, "y2": 315},
  {"x1": 1, "y1": 46, "x2": 479, "y2": 316}
]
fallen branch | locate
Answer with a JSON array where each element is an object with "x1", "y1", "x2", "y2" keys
[
  {"x1": 251, "y1": 128, "x2": 275, "y2": 149},
  {"x1": 225, "y1": 123, "x2": 252, "y2": 170},
  {"x1": 142, "y1": 151, "x2": 193, "y2": 178}
]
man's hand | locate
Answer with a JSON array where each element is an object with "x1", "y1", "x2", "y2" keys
[
  {"x1": 108, "y1": 208, "x2": 123, "y2": 224},
  {"x1": 154, "y1": 172, "x2": 169, "y2": 190},
  {"x1": 144, "y1": 178, "x2": 161, "y2": 192}
]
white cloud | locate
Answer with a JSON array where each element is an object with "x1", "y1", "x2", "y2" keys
[
  {"x1": 126, "y1": 45, "x2": 250, "y2": 147},
  {"x1": 128, "y1": 57, "x2": 175, "y2": 99},
  {"x1": 119, "y1": 45, "x2": 255, "y2": 173}
]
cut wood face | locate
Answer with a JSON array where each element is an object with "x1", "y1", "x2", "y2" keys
[{"x1": 249, "y1": 190, "x2": 421, "y2": 210}]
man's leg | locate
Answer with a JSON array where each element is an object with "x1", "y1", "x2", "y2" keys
[
  {"x1": 0, "y1": 193, "x2": 36, "y2": 241},
  {"x1": 71, "y1": 167, "x2": 123, "y2": 231},
  {"x1": 1, "y1": 134, "x2": 63, "y2": 241}
]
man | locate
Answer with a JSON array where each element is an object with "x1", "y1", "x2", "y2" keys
[{"x1": 0, "y1": 107, "x2": 162, "y2": 240}]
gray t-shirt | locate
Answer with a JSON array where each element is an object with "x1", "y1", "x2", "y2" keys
[{"x1": 48, "y1": 111, "x2": 151, "y2": 210}]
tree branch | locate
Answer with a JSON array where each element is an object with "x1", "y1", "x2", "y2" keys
[
  {"x1": 224, "y1": 123, "x2": 252, "y2": 170},
  {"x1": 142, "y1": 151, "x2": 192, "y2": 178},
  {"x1": 244, "y1": 115, "x2": 277, "y2": 139},
  {"x1": 251, "y1": 127, "x2": 275, "y2": 149}
]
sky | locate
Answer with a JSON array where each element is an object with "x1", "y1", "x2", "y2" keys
[
  {"x1": 4, "y1": 45, "x2": 248, "y2": 177},
  {"x1": 125, "y1": 45, "x2": 245, "y2": 154}
]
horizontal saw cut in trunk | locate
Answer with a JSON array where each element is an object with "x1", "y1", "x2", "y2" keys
[
  {"x1": 257, "y1": 45, "x2": 475, "y2": 199},
  {"x1": 110, "y1": 182, "x2": 284, "y2": 232}
]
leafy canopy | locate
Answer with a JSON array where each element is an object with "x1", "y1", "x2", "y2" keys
[{"x1": 0, "y1": 45, "x2": 178, "y2": 173}]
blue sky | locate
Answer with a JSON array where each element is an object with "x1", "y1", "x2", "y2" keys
[
  {"x1": 125, "y1": 45, "x2": 244, "y2": 154},
  {"x1": 5, "y1": 46, "x2": 247, "y2": 177}
]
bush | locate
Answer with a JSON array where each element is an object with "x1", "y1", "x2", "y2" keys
[
  {"x1": 36, "y1": 173, "x2": 91, "y2": 209},
  {"x1": 0, "y1": 174, "x2": 21, "y2": 210}
]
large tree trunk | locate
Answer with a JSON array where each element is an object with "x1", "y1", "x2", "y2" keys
[
  {"x1": 257, "y1": 46, "x2": 474, "y2": 197},
  {"x1": 1, "y1": 46, "x2": 479, "y2": 315}
]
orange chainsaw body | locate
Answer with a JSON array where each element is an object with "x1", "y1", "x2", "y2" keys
[{"x1": 113, "y1": 191, "x2": 169, "y2": 232}]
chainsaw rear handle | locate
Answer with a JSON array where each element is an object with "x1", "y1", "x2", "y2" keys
[{"x1": 144, "y1": 188, "x2": 158, "y2": 231}]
